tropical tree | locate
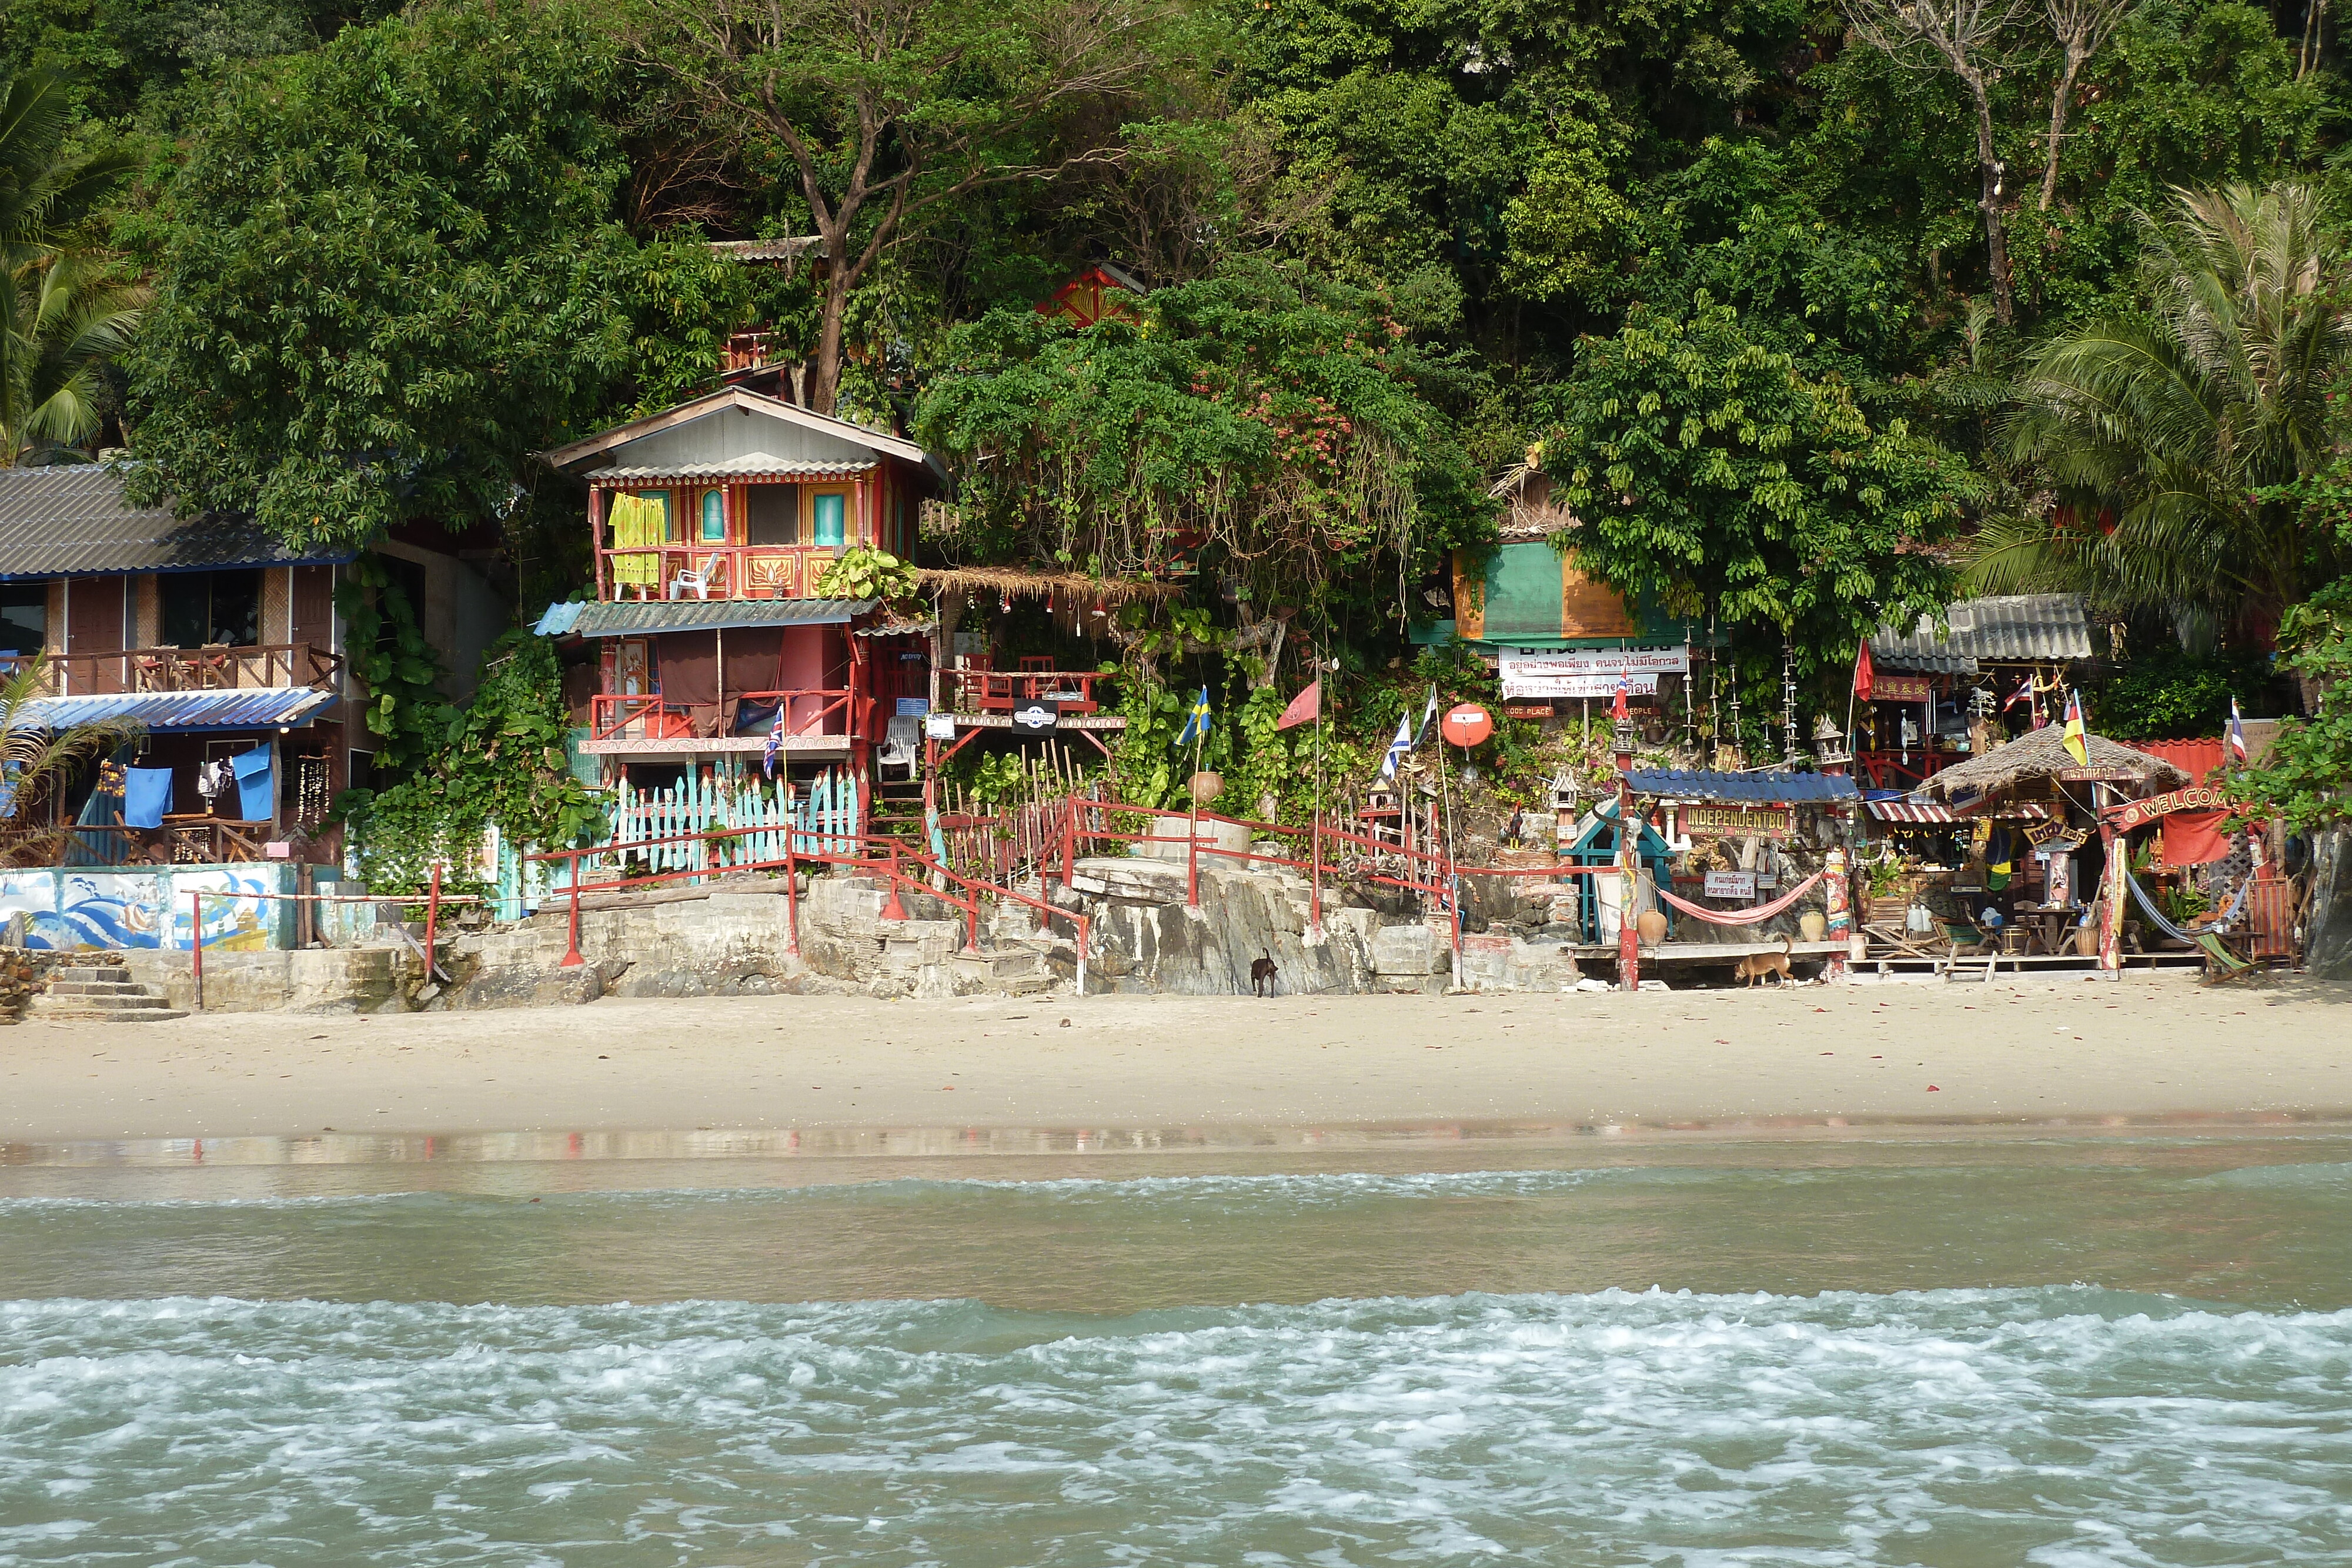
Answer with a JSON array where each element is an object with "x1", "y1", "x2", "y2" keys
[
  {"x1": 0, "y1": 661, "x2": 142, "y2": 865},
  {"x1": 0, "y1": 252, "x2": 143, "y2": 464},
  {"x1": 1973, "y1": 181, "x2": 2352, "y2": 633},
  {"x1": 0, "y1": 65, "x2": 142, "y2": 464}
]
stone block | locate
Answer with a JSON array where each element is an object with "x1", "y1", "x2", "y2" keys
[{"x1": 1370, "y1": 922, "x2": 1439, "y2": 975}]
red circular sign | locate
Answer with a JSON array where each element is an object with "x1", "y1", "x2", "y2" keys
[{"x1": 1440, "y1": 703, "x2": 1494, "y2": 748}]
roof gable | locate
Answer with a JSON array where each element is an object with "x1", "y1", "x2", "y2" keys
[{"x1": 541, "y1": 387, "x2": 927, "y2": 473}]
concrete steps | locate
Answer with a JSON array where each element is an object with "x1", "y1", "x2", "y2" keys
[{"x1": 25, "y1": 962, "x2": 186, "y2": 1022}]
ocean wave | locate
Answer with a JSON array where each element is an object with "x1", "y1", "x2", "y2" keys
[{"x1": 4, "y1": 1287, "x2": 2349, "y2": 1566}]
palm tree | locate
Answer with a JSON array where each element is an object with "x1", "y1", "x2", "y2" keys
[
  {"x1": 1, "y1": 252, "x2": 143, "y2": 463},
  {"x1": 0, "y1": 660, "x2": 142, "y2": 865},
  {"x1": 1970, "y1": 182, "x2": 2352, "y2": 636},
  {"x1": 0, "y1": 65, "x2": 141, "y2": 466}
]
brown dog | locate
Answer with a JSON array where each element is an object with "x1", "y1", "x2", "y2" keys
[
  {"x1": 1733, "y1": 936, "x2": 1795, "y2": 988},
  {"x1": 1251, "y1": 951, "x2": 1279, "y2": 997}
]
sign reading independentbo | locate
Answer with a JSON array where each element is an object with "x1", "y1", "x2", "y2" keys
[
  {"x1": 1499, "y1": 646, "x2": 1686, "y2": 700},
  {"x1": 1703, "y1": 870, "x2": 1758, "y2": 900},
  {"x1": 1680, "y1": 805, "x2": 1793, "y2": 838}
]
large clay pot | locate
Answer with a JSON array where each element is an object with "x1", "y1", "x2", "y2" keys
[
  {"x1": 1798, "y1": 910, "x2": 1828, "y2": 943},
  {"x1": 1636, "y1": 908, "x2": 1669, "y2": 947},
  {"x1": 1188, "y1": 770, "x2": 1222, "y2": 804}
]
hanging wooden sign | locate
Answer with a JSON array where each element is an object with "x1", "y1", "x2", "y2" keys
[
  {"x1": 2104, "y1": 784, "x2": 2239, "y2": 833},
  {"x1": 1682, "y1": 805, "x2": 1793, "y2": 838},
  {"x1": 1869, "y1": 674, "x2": 1935, "y2": 703}
]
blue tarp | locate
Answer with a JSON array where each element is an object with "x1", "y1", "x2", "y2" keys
[
  {"x1": 123, "y1": 767, "x2": 173, "y2": 829},
  {"x1": 232, "y1": 745, "x2": 273, "y2": 823}
]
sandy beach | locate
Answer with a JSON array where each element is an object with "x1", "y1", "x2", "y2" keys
[{"x1": 1, "y1": 970, "x2": 2344, "y2": 1144}]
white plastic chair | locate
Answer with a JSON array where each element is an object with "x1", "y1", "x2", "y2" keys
[
  {"x1": 669, "y1": 554, "x2": 722, "y2": 600},
  {"x1": 877, "y1": 716, "x2": 921, "y2": 783}
]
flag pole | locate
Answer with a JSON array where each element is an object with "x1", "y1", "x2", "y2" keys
[{"x1": 1310, "y1": 646, "x2": 1324, "y2": 934}]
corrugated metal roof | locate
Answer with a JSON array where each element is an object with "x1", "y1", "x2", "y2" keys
[
  {"x1": 1629, "y1": 769, "x2": 1859, "y2": 803},
  {"x1": 1870, "y1": 595, "x2": 2094, "y2": 674},
  {"x1": 536, "y1": 599, "x2": 877, "y2": 637},
  {"x1": 0, "y1": 467, "x2": 354, "y2": 579},
  {"x1": 596, "y1": 459, "x2": 875, "y2": 483},
  {"x1": 14, "y1": 688, "x2": 339, "y2": 731}
]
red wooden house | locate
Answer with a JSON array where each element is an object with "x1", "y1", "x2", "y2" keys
[{"x1": 534, "y1": 388, "x2": 936, "y2": 811}]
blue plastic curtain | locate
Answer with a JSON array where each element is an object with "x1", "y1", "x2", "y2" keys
[{"x1": 232, "y1": 745, "x2": 273, "y2": 823}]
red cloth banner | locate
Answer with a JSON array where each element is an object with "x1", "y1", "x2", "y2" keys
[
  {"x1": 2159, "y1": 809, "x2": 2233, "y2": 868},
  {"x1": 1852, "y1": 640, "x2": 1875, "y2": 700}
]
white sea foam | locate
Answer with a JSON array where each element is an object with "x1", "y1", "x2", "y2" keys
[{"x1": 4, "y1": 1287, "x2": 2350, "y2": 1566}]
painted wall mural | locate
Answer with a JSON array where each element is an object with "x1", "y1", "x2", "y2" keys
[{"x1": 0, "y1": 864, "x2": 297, "y2": 950}]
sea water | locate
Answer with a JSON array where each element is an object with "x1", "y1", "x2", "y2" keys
[{"x1": 4, "y1": 1137, "x2": 2351, "y2": 1564}]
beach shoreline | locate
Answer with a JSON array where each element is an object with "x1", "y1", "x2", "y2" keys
[{"x1": 4, "y1": 970, "x2": 2347, "y2": 1146}]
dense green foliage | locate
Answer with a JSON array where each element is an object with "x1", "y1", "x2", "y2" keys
[
  {"x1": 2241, "y1": 580, "x2": 2352, "y2": 828},
  {"x1": 336, "y1": 631, "x2": 602, "y2": 891},
  {"x1": 916, "y1": 263, "x2": 1487, "y2": 630},
  {"x1": 2094, "y1": 643, "x2": 2278, "y2": 738},
  {"x1": 6, "y1": 0, "x2": 2351, "y2": 823},
  {"x1": 1544, "y1": 299, "x2": 1977, "y2": 677},
  {"x1": 121, "y1": 5, "x2": 749, "y2": 550}
]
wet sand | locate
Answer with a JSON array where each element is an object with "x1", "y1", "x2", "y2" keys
[{"x1": 3, "y1": 970, "x2": 2346, "y2": 1144}]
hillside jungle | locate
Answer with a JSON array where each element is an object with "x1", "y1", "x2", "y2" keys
[{"x1": 3, "y1": 0, "x2": 2350, "y2": 862}]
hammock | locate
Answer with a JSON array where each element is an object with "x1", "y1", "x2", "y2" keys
[
  {"x1": 1656, "y1": 870, "x2": 1826, "y2": 927},
  {"x1": 2126, "y1": 868, "x2": 2251, "y2": 947}
]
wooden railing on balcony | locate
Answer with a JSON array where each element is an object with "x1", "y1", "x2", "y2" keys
[
  {"x1": 0, "y1": 643, "x2": 342, "y2": 698},
  {"x1": 942, "y1": 666, "x2": 1105, "y2": 716},
  {"x1": 599, "y1": 544, "x2": 844, "y2": 603},
  {"x1": 590, "y1": 688, "x2": 853, "y2": 743},
  {"x1": 1855, "y1": 749, "x2": 1955, "y2": 792}
]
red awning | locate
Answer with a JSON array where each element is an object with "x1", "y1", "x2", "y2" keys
[{"x1": 1868, "y1": 800, "x2": 2052, "y2": 824}]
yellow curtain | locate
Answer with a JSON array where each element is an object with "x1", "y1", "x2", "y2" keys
[{"x1": 608, "y1": 493, "x2": 664, "y2": 589}]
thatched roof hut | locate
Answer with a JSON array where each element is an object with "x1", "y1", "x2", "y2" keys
[{"x1": 1914, "y1": 724, "x2": 2189, "y2": 809}]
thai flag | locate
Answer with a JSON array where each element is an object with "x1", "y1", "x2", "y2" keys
[
  {"x1": 2004, "y1": 676, "x2": 2033, "y2": 712},
  {"x1": 2228, "y1": 697, "x2": 2247, "y2": 762},
  {"x1": 1611, "y1": 663, "x2": 1631, "y2": 724}
]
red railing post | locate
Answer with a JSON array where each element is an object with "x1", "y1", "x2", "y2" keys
[
  {"x1": 964, "y1": 888, "x2": 982, "y2": 954},
  {"x1": 1061, "y1": 800, "x2": 1077, "y2": 892},
  {"x1": 189, "y1": 890, "x2": 204, "y2": 1011},
  {"x1": 1186, "y1": 817, "x2": 1200, "y2": 908},
  {"x1": 559, "y1": 850, "x2": 584, "y2": 968},
  {"x1": 424, "y1": 862, "x2": 442, "y2": 983}
]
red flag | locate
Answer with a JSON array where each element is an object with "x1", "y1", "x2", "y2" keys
[
  {"x1": 1611, "y1": 664, "x2": 1631, "y2": 723},
  {"x1": 1852, "y1": 639, "x2": 1875, "y2": 700},
  {"x1": 1275, "y1": 680, "x2": 1320, "y2": 731}
]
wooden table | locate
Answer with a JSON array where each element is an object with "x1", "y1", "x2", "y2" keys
[{"x1": 2014, "y1": 904, "x2": 2077, "y2": 956}]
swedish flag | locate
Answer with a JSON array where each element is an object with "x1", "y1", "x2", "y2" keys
[{"x1": 1176, "y1": 686, "x2": 1212, "y2": 747}]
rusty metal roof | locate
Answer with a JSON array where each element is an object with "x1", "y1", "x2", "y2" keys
[
  {"x1": 1869, "y1": 595, "x2": 2094, "y2": 674},
  {"x1": 0, "y1": 467, "x2": 352, "y2": 579},
  {"x1": 533, "y1": 599, "x2": 877, "y2": 637}
]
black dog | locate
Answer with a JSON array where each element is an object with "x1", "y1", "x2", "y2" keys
[{"x1": 1251, "y1": 951, "x2": 1279, "y2": 997}]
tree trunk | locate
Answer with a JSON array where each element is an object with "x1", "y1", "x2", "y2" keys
[
  {"x1": 2039, "y1": 52, "x2": 2084, "y2": 210},
  {"x1": 1966, "y1": 76, "x2": 2016, "y2": 326},
  {"x1": 810, "y1": 259, "x2": 850, "y2": 416}
]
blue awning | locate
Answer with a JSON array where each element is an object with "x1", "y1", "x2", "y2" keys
[
  {"x1": 14, "y1": 688, "x2": 339, "y2": 733},
  {"x1": 1628, "y1": 768, "x2": 1859, "y2": 804},
  {"x1": 533, "y1": 599, "x2": 877, "y2": 638}
]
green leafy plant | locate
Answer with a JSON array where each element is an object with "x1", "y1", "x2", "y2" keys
[
  {"x1": 811, "y1": 545, "x2": 920, "y2": 604},
  {"x1": 333, "y1": 555, "x2": 450, "y2": 777},
  {"x1": 338, "y1": 632, "x2": 603, "y2": 893},
  {"x1": 2239, "y1": 578, "x2": 2352, "y2": 830}
]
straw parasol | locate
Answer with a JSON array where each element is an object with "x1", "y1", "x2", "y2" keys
[{"x1": 1913, "y1": 724, "x2": 2189, "y2": 807}]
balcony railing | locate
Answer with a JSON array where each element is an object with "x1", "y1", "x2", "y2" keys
[
  {"x1": 0, "y1": 643, "x2": 342, "y2": 698},
  {"x1": 943, "y1": 664, "x2": 1105, "y2": 716},
  {"x1": 590, "y1": 688, "x2": 852, "y2": 744},
  {"x1": 599, "y1": 544, "x2": 844, "y2": 603}
]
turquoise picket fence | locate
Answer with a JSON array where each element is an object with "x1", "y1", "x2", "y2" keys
[{"x1": 492, "y1": 768, "x2": 863, "y2": 918}]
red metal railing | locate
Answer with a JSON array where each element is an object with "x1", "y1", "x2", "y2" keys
[
  {"x1": 523, "y1": 827, "x2": 1093, "y2": 991},
  {"x1": 942, "y1": 666, "x2": 1105, "y2": 715},
  {"x1": 589, "y1": 688, "x2": 851, "y2": 743}
]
